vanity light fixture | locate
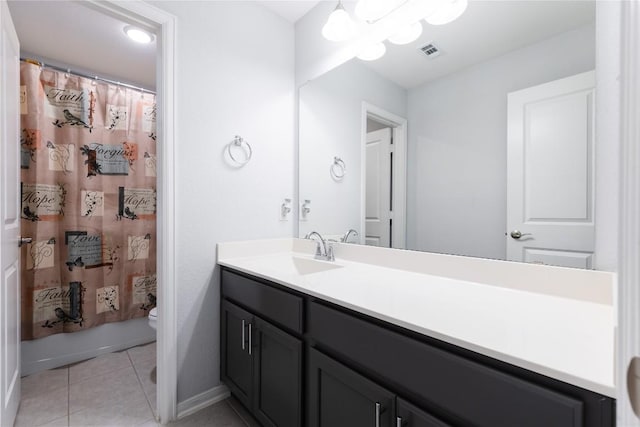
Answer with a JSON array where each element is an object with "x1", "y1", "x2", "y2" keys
[
  {"x1": 124, "y1": 26, "x2": 154, "y2": 44},
  {"x1": 355, "y1": 0, "x2": 405, "y2": 22},
  {"x1": 425, "y1": 0, "x2": 469, "y2": 25},
  {"x1": 321, "y1": 1, "x2": 355, "y2": 42},
  {"x1": 322, "y1": 0, "x2": 468, "y2": 60},
  {"x1": 357, "y1": 41, "x2": 386, "y2": 61},
  {"x1": 388, "y1": 21, "x2": 423, "y2": 45}
]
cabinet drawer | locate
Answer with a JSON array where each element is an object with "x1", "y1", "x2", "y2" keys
[
  {"x1": 222, "y1": 269, "x2": 303, "y2": 334},
  {"x1": 308, "y1": 301, "x2": 583, "y2": 427}
]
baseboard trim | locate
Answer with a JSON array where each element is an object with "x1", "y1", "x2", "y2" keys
[{"x1": 176, "y1": 384, "x2": 230, "y2": 420}]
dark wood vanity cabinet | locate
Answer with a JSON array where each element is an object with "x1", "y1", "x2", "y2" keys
[
  {"x1": 397, "y1": 398, "x2": 452, "y2": 427},
  {"x1": 307, "y1": 346, "x2": 451, "y2": 427},
  {"x1": 221, "y1": 301, "x2": 253, "y2": 408},
  {"x1": 221, "y1": 296, "x2": 302, "y2": 427},
  {"x1": 253, "y1": 316, "x2": 302, "y2": 427},
  {"x1": 220, "y1": 267, "x2": 615, "y2": 427},
  {"x1": 307, "y1": 347, "x2": 396, "y2": 427}
]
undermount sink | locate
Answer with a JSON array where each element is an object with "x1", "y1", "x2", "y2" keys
[
  {"x1": 247, "y1": 255, "x2": 343, "y2": 276},
  {"x1": 288, "y1": 256, "x2": 343, "y2": 275}
]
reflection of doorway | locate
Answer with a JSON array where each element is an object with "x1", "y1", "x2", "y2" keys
[
  {"x1": 365, "y1": 126, "x2": 392, "y2": 247},
  {"x1": 361, "y1": 103, "x2": 407, "y2": 249}
]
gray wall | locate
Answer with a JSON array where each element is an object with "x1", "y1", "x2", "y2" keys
[
  {"x1": 150, "y1": 1, "x2": 295, "y2": 403},
  {"x1": 406, "y1": 24, "x2": 595, "y2": 260}
]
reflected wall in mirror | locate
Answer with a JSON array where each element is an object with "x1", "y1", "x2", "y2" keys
[{"x1": 298, "y1": 1, "x2": 597, "y2": 268}]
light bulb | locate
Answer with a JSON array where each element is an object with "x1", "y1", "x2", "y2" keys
[
  {"x1": 355, "y1": 0, "x2": 404, "y2": 22},
  {"x1": 124, "y1": 26, "x2": 154, "y2": 44},
  {"x1": 425, "y1": 0, "x2": 468, "y2": 26},
  {"x1": 388, "y1": 22, "x2": 423, "y2": 45},
  {"x1": 322, "y1": 3, "x2": 355, "y2": 42},
  {"x1": 357, "y1": 42, "x2": 386, "y2": 61}
]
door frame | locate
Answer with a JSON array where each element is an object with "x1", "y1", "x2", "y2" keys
[
  {"x1": 1, "y1": 1, "x2": 21, "y2": 424},
  {"x1": 617, "y1": 0, "x2": 640, "y2": 424},
  {"x1": 360, "y1": 102, "x2": 407, "y2": 249},
  {"x1": 84, "y1": 1, "x2": 177, "y2": 423}
]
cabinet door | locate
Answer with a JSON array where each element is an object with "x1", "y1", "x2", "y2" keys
[
  {"x1": 221, "y1": 300, "x2": 253, "y2": 408},
  {"x1": 308, "y1": 347, "x2": 395, "y2": 427},
  {"x1": 253, "y1": 317, "x2": 302, "y2": 427},
  {"x1": 396, "y1": 398, "x2": 451, "y2": 427}
]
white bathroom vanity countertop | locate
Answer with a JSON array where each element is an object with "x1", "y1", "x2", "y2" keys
[{"x1": 217, "y1": 238, "x2": 617, "y2": 398}]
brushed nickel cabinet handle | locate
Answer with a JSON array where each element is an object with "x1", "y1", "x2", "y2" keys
[
  {"x1": 248, "y1": 323, "x2": 252, "y2": 356},
  {"x1": 375, "y1": 402, "x2": 381, "y2": 427},
  {"x1": 241, "y1": 319, "x2": 245, "y2": 351}
]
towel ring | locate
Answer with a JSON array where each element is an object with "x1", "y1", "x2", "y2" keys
[
  {"x1": 330, "y1": 156, "x2": 346, "y2": 180},
  {"x1": 227, "y1": 135, "x2": 252, "y2": 166}
]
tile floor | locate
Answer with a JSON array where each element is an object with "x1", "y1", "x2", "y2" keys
[{"x1": 14, "y1": 342, "x2": 253, "y2": 427}]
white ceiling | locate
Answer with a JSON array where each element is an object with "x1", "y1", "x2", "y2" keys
[
  {"x1": 7, "y1": 1, "x2": 156, "y2": 90},
  {"x1": 359, "y1": 1, "x2": 596, "y2": 89},
  {"x1": 6, "y1": 0, "x2": 319, "y2": 89},
  {"x1": 261, "y1": 0, "x2": 322, "y2": 22},
  {"x1": 6, "y1": 1, "x2": 595, "y2": 92}
]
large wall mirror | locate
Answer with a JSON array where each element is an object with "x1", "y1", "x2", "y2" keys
[{"x1": 299, "y1": 0, "x2": 597, "y2": 268}]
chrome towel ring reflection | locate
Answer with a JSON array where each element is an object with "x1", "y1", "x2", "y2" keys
[
  {"x1": 330, "y1": 156, "x2": 346, "y2": 180},
  {"x1": 227, "y1": 135, "x2": 252, "y2": 166}
]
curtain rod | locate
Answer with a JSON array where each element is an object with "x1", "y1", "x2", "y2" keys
[{"x1": 21, "y1": 58, "x2": 156, "y2": 95}]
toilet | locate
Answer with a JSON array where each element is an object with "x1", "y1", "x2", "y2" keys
[{"x1": 148, "y1": 307, "x2": 158, "y2": 330}]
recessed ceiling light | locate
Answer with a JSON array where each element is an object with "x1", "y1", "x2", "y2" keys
[{"x1": 124, "y1": 26, "x2": 154, "y2": 44}]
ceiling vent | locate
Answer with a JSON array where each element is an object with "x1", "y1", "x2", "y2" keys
[{"x1": 419, "y1": 42, "x2": 441, "y2": 59}]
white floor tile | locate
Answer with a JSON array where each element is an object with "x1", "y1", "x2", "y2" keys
[
  {"x1": 16, "y1": 344, "x2": 249, "y2": 427},
  {"x1": 69, "y1": 366, "x2": 144, "y2": 415},
  {"x1": 68, "y1": 392, "x2": 153, "y2": 427},
  {"x1": 21, "y1": 367, "x2": 68, "y2": 398},
  {"x1": 69, "y1": 351, "x2": 132, "y2": 384},
  {"x1": 14, "y1": 385, "x2": 68, "y2": 427},
  {"x1": 127, "y1": 342, "x2": 156, "y2": 366},
  {"x1": 132, "y1": 359, "x2": 157, "y2": 416},
  {"x1": 38, "y1": 415, "x2": 69, "y2": 426},
  {"x1": 136, "y1": 419, "x2": 159, "y2": 427}
]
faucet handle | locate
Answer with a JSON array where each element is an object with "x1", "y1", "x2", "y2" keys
[
  {"x1": 326, "y1": 243, "x2": 335, "y2": 262},
  {"x1": 314, "y1": 241, "x2": 323, "y2": 258}
]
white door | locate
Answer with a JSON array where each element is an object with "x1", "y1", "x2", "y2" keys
[
  {"x1": 0, "y1": 2, "x2": 21, "y2": 426},
  {"x1": 507, "y1": 71, "x2": 595, "y2": 268},
  {"x1": 365, "y1": 128, "x2": 392, "y2": 247}
]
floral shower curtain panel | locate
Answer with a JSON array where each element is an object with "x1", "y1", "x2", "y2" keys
[{"x1": 19, "y1": 61, "x2": 157, "y2": 340}]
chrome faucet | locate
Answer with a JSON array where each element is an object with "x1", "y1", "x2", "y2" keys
[
  {"x1": 342, "y1": 229, "x2": 359, "y2": 243},
  {"x1": 304, "y1": 231, "x2": 335, "y2": 261}
]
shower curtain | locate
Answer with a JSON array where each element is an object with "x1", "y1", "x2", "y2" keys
[{"x1": 19, "y1": 61, "x2": 157, "y2": 340}]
